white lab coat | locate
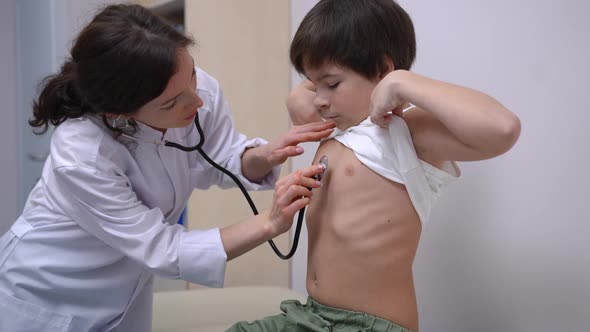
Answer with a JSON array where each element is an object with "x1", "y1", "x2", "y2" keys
[{"x1": 0, "y1": 68, "x2": 280, "y2": 332}]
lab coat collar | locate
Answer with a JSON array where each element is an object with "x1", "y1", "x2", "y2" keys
[
  {"x1": 134, "y1": 120, "x2": 167, "y2": 141},
  {"x1": 84, "y1": 114, "x2": 170, "y2": 142}
]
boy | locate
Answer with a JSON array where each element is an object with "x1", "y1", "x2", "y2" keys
[{"x1": 229, "y1": 0, "x2": 520, "y2": 331}]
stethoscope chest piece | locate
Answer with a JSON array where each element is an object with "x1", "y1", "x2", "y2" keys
[{"x1": 315, "y1": 155, "x2": 329, "y2": 182}]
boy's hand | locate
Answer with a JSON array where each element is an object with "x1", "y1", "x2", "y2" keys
[
  {"x1": 263, "y1": 120, "x2": 335, "y2": 166},
  {"x1": 369, "y1": 72, "x2": 405, "y2": 127},
  {"x1": 286, "y1": 80, "x2": 324, "y2": 125}
]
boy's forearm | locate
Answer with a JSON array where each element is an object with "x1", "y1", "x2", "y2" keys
[
  {"x1": 391, "y1": 70, "x2": 521, "y2": 155},
  {"x1": 286, "y1": 80, "x2": 323, "y2": 125}
]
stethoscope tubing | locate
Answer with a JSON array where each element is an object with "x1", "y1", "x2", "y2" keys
[{"x1": 164, "y1": 113, "x2": 306, "y2": 260}]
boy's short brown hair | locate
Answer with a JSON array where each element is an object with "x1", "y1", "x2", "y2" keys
[{"x1": 290, "y1": 0, "x2": 416, "y2": 80}]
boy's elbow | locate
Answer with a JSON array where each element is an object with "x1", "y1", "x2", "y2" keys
[{"x1": 493, "y1": 111, "x2": 521, "y2": 156}]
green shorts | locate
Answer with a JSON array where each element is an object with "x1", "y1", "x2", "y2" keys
[{"x1": 226, "y1": 297, "x2": 412, "y2": 332}]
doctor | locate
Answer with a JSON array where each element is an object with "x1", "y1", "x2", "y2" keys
[{"x1": 0, "y1": 4, "x2": 334, "y2": 332}]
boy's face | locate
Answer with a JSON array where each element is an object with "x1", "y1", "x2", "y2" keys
[{"x1": 305, "y1": 62, "x2": 380, "y2": 130}]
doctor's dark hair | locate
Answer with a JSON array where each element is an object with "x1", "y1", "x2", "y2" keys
[
  {"x1": 290, "y1": 0, "x2": 416, "y2": 79},
  {"x1": 29, "y1": 4, "x2": 194, "y2": 134}
]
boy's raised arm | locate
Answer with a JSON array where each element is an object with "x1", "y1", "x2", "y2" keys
[
  {"x1": 286, "y1": 80, "x2": 324, "y2": 125},
  {"x1": 370, "y1": 70, "x2": 521, "y2": 163}
]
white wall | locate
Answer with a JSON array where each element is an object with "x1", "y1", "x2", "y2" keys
[
  {"x1": 0, "y1": 0, "x2": 19, "y2": 236},
  {"x1": 290, "y1": 1, "x2": 590, "y2": 331}
]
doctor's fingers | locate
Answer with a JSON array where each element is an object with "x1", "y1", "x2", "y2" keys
[
  {"x1": 275, "y1": 185, "x2": 313, "y2": 206},
  {"x1": 268, "y1": 146, "x2": 304, "y2": 165},
  {"x1": 279, "y1": 195, "x2": 311, "y2": 218},
  {"x1": 287, "y1": 121, "x2": 336, "y2": 143},
  {"x1": 273, "y1": 186, "x2": 312, "y2": 219},
  {"x1": 293, "y1": 120, "x2": 336, "y2": 134},
  {"x1": 274, "y1": 165, "x2": 325, "y2": 192},
  {"x1": 275, "y1": 177, "x2": 316, "y2": 197},
  {"x1": 269, "y1": 127, "x2": 334, "y2": 164}
]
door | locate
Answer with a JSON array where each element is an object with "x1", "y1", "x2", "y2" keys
[{"x1": 15, "y1": 0, "x2": 70, "y2": 213}]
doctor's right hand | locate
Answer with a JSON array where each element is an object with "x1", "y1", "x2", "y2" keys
[{"x1": 267, "y1": 163, "x2": 325, "y2": 237}]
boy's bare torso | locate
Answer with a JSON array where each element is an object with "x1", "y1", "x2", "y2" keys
[{"x1": 306, "y1": 138, "x2": 422, "y2": 331}]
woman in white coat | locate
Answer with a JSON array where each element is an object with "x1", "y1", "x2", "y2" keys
[{"x1": 0, "y1": 4, "x2": 334, "y2": 332}]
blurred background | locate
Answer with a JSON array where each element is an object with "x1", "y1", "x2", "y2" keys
[{"x1": 0, "y1": 1, "x2": 588, "y2": 331}]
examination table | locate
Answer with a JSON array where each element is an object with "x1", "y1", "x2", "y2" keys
[{"x1": 152, "y1": 286, "x2": 307, "y2": 332}]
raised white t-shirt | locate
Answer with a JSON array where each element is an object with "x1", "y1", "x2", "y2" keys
[{"x1": 327, "y1": 114, "x2": 460, "y2": 225}]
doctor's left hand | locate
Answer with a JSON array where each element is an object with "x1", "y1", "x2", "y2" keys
[
  {"x1": 241, "y1": 120, "x2": 335, "y2": 182},
  {"x1": 263, "y1": 120, "x2": 336, "y2": 167}
]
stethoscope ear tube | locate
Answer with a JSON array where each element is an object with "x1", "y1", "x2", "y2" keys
[{"x1": 190, "y1": 113, "x2": 308, "y2": 260}]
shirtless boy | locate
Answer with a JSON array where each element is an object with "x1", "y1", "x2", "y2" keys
[{"x1": 228, "y1": 0, "x2": 520, "y2": 331}]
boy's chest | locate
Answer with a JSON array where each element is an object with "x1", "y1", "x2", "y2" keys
[
  {"x1": 306, "y1": 140, "x2": 419, "y2": 241},
  {"x1": 309, "y1": 139, "x2": 418, "y2": 224},
  {"x1": 313, "y1": 140, "x2": 372, "y2": 192}
]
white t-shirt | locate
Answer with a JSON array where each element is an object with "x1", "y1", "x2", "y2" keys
[{"x1": 327, "y1": 115, "x2": 460, "y2": 226}]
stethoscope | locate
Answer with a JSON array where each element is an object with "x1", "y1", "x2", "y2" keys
[{"x1": 123, "y1": 113, "x2": 327, "y2": 260}]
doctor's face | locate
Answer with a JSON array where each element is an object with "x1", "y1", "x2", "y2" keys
[{"x1": 131, "y1": 48, "x2": 203, "y2": 132}]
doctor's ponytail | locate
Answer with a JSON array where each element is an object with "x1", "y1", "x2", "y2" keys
[{"x1": 30, "y1": 61, "x2": 92, "y2": 134}]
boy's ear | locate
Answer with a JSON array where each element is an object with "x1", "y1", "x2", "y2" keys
[{"x1": 379, "y1": 57, "x2": 396, "y2": 79}]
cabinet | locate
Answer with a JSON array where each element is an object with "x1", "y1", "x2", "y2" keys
[{"x1": 184, "y1": 0, "x2": 292, "y2": 289}]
